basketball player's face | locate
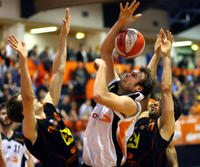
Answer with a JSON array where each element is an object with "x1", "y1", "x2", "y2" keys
[
  {"x1": 148, "y1": 101, "x2": 161, "y2": 119},
  {"x1": 17, "y1": 95, "x2": 43, "y2": 113},
  {"x1": 120, "y1": 70, "x2": 145, "y2": 92},
  {"x1": 0, "y1": 108, "x2": 12, "y2": 127}
]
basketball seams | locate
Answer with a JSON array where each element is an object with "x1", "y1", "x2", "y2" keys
[
  {"x1": 125, "y1": 28, "x2": 138, "y2": 54},
  {"x1": 115, "y1": 28, "x2": 145, "y2": 59},
  {"x1": 127, "y1": 31, "x2": 145, "y2": 58}
]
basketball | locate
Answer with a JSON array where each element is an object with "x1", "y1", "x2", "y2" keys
[{"x1": 115, "y1": 28, "x2": 145, "y2": 59}]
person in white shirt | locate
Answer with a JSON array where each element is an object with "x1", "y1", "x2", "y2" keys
[
  {"x1": 82, "y1": 1, "x2": 155, "y2": 167},
  {"x1": 0, "y1": 103, "x2": 34, "y2": 167}
]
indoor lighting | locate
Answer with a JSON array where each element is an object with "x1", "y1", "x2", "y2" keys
[
  {"x1": 172, "y1": 41, "x2": 193, "y2": 47},
  {"x1": 30, "y1": 27, "x2": 57, "y2": 34},
  {"x1": 191, "y1": 44, "x2": 199, "y2": 51},
  {"x1": 75, "y1": 32, "x2": 85, "y2": 39}
]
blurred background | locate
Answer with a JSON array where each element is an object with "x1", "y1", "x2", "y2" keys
[{"x1": 0, "y1": 0, "x2": 200, "y2": 166}]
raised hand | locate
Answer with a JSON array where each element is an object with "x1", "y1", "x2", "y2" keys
[
  {"x1": 118, "y1": 0, "x2": 142, "y2": 25},
  {"x1": 60, "y1": 8, "x2": 70, "y2": 37},
  {"x1": 154, "y1": 28, "x2": 164, "y2": 55},
  {"x1": 7, "y1": 35, "x2": 28, "y2": 59},
  {"x1": 160, "y1": 30, "x2": 173, "y2": 56}
]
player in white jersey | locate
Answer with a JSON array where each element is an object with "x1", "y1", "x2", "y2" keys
[
  {"x1": 82, "y1": 1, "x2": 155, "y2": 167},
  {"x1": 0, "y1": 103, "x2": 34, "y2": 167}
]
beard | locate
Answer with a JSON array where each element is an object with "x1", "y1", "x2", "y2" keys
[
  {"x1": 0, "y1": 119, "x2": 12, "y2": 128},
  {"x1": 149, "y1": 110, "x2": 160, "y2": 120}
]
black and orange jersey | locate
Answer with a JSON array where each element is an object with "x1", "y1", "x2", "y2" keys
[
  {"x1": 124, "y1": 117, "x2": 173, "y2": 167},
  {"x1": 24, "y1": 103, "x2": 79, "y2": 167}
]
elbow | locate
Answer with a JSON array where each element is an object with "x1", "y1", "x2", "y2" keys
[
  {"x1": 161, "y1": 84, "x2": 172, "y2": 93},
  {"x1": 93, "y1": 92, "x2": 104, "y2": 104},
  {"x1": 22, "y1": 94, "x2": 35, "y2": 103}
]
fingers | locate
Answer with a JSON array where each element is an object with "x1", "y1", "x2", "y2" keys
[
  {"x1": 66, "y1": 8, "x2": 70, "y2": 22},
  {"x1": 132, "y1": 13, "x2": 142, "y2": 21},
  {"x1": 120, "y1": 3, "x2": 124, "y2": 11},
  {"x1": 21, "y1": 41, "x2": 26, "y2": 47},
  {"x1": 11, "y1": 34, "x2": 19, "y2": 44},
  {"x1": 8, "y1": 35, "x2": 18, "y2": 46},
  {"x1": 7, "y1": 35, "x2": 17, "y2": 48},
  {"x1": 128, "y1": 0, "x2": 136, "y2": 10},
  {"x1": 167, "y1": 30, "x2": 173, "y2": 43},
  {"x1": 131, "y1": 2, "x2": 140, "y2": 14},
  {"x1": 125, "y1": 2, "x2": 129, "y2": 10},
  {"x1": 62, "y1": 18, "x2": 66, "y2": 24}
]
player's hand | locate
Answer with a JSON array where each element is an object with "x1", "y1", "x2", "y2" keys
[
  {"x1": 94, "y1": 58, "x2": 105, "y2": 71},
  {"x1": 61, "y1": 8, "x2": 70, "y2": 37},
  {"x1": 160, "y1": 30, "x2": 173, "y2": 56},
  {"x1": 118, "y1": 0, "x2": 142, "y2": 25},
  {"x1": 154, "y1": 28, "x2": 163, "y2": 55},
  {"x1": 7, "y1": 34, "x2": 28, "y2": 59}
]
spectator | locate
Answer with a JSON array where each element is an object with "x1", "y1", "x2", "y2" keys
[
  {"x1": 79, "y1": 99, "x2": 93, "y2": 119},
  {"x1": 76, "y1": 43, "x2": 93, "y2": 63}
]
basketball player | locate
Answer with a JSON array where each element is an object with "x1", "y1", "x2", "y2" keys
[
  {"x1": 0, "y1": 103, "x2": 34, "y2": 167},
  {"x1": 6, "y1": 8, "x2": 79, "y2": 167},
  {"x1": 82, "y1": 1, "x2": 155, "y2": 167},
  {"x1": 124, "y1": 30, "x2": 182, "y2": 167}
]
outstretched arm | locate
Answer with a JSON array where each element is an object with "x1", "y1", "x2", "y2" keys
[
  {"x1": 100, "y1": 0, "x2": 142, "y2": 84},
  {"x1": 158, "y1": 30, "x2": 175, "y2": 141},
  {"x1": 166, "y1": 141, "x2": 179, "y2": 167},
  {"x1": 142, "y1": 29, "x2": 165, "y2": 111},
  {"x1": 147, "y1": 28, "x2": 165, "y2": 80},
  {"x1": 8, "y1": 35, "x2": 37, "y2": 144},
  {"x1": 44, "y1": 8, "x2": 70, "y2": 106}
]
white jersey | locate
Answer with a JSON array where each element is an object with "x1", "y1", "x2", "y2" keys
[
  {"x1": 83, "y1": 79, "x2": 144, "y2": 167},
  {"x1": 1, "y1": 131, "x2": 29, "y2": 167}
]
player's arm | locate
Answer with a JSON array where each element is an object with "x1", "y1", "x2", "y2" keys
[
  {"x1": 0, "y1": 135, "x2": 6, "y2": 167},
  {"x1": 142, "y1": 29, "x2": 164, "y2": 110},
  {"x1": 43, "y1": 8, "x2": 70, "y2": 106},
  {"x1": 93, "y1": 59, "x2": 138, "y2": 117},
  {"x1": 8, "y1": 35, "x2": 37, "y2": 144},
  {"x1": 165, "y1": 141, "x2": 179, "y2": 167},
  {"x1": 100, "y1": 0, "x2": 142, "y2": 84},
  {"x1": 158, "y1": 30, "x2": 175, "y2": 141},
  {"x1": 147, "y1": 28, "x2": 165, "y2": 80}
]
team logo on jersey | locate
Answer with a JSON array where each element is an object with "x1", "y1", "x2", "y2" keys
[
  {"x1": 60, "y1": 128, "x2": 74, "y2": 146},
  {"x1": 92, "y1": 113, "x2": 111, "y2": 123},
  {"x1": 127, "y1": 132, "x2": 140, "y2": 149}
]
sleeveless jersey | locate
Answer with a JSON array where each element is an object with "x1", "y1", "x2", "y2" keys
[
  {"x1": 1, "y1": 131, "x2": 29, "y2": 167},
  {"x1": 124, "y1": 117, "x2": 173, "y2": 167},
  {"x1": 83, "y1": 79, "x2": 144, "y2": 167},
  {"x1": 24, "y1": 103, "x2": 79, "y2": 167}
]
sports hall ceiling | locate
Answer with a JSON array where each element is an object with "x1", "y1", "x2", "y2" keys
[{"x1": 20, "y1": 0, "x2": 200, "y2": 34}]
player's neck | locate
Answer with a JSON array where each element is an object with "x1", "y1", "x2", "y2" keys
[
  {"x1": 1, "y1": 127, "x2": 14, "y2": 139},
  {"x1": 35, "y1": 109, "x2": 46, "y2": 119}
]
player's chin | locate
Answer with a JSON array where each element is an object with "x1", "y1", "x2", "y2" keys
[{"x1": 149, "y1": 111, "x2": 160, "y2": 120}]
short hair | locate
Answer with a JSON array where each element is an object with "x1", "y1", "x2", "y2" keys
[
  {"x1": 0, "y1": 103, "x2": 6, "y2": 112},
  {"x1": 136, "y1": 67, "x2": 156, "y2": 97},
  {"x1": 172, "y1": 95, "x2": 182, "y2": 121},
  {"x1": 6, "y1": 93, "x2": 24, "y2": 123}
]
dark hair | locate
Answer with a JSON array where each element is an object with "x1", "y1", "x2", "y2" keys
[
  {"x1": 136, "y1": 67, "x2": 156, "y2": 97},
  {"x1": 6, "y1": 93, "x2": 24, "y2": 123},
  {"x1": 0, "y1": 103, "x2": 6, "y2": 111},
  {"x1": 172, "y1": 95, "x2": 182, "y2": 121}
]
